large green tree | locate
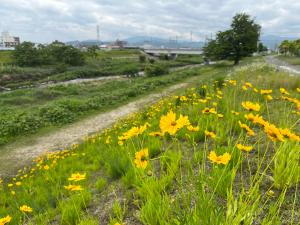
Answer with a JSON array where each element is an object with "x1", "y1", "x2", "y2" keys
[
  {"x1": 13, "y1": 42, "x2": 40, "y2": 66},
  {"x1": 279, "y1": 39, "x2": 300, "y2": 56},
  {"x1": 203, "y1": 13, "x2": 261, "y2": 65}
]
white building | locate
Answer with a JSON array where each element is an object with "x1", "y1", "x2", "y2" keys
[{"x1": 0, "y1": 31, "x2": 20, "y2": 50}]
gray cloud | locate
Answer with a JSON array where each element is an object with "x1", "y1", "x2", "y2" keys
[{"x1": 0, "y1": 0, "x2": 299, "y2": 43}]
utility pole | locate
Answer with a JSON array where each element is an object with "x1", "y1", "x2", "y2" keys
[
  {"x1": 97, "y1": 25, "x2": 100, "y2": 46},
  {"x1": 190, "y1": 31, "x2": 193, "y2": 42}
]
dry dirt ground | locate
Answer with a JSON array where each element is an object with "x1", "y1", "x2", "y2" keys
[{"x1": 0, "y1": 82, "x2": 190, "y2": 178}]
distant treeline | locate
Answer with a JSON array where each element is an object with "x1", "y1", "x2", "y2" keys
[
  {"x1": 13, "y1": 41, "x2": 85, "y2": 67},
  {"x1": 279, "y1": 39, "x2": 300, "y2": 56}
]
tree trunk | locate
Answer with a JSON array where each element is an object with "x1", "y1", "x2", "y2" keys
[{"x1": 234, "y1": 57, "x2": 240, "y2": 65}]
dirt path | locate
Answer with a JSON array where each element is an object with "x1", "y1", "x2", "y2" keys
[
  {"x1": 0, "y1": 82, "x2": 190, "y2": 178},
  {"x1": 265, "y1": 55, "x2": 300, "y2": 75}
]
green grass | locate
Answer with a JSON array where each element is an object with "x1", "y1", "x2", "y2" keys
[
  {"x1": 276, "y1": 55, "x2": 300, "y2": 66},
  {"x1": 0, "y1": 61, "x2": 299, "y2": 224},
  {"x1": 0, "y1": 50, "x2": 13, "y2": 64}
]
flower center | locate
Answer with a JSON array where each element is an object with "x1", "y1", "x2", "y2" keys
[
  {"x1": 141, "y1": 156, "x2": 147, "y2": 162},
  {"x1": 171, "y1": 121, "x2": 177, "y2": 126}
]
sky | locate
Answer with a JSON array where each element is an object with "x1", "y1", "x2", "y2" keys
[{"x1": 0, "y1": 0, "x2": 300, "y2": 43}]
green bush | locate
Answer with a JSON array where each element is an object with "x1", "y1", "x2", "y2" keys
[
  {"x1": 139, "y1": 55, "x2": 146, "y2": 63},
  {"x1": 40, "y1": 105, "x2": 76, "y2": 125},
  {"x1": 145, "y1": 64, "x2": 169, "y2": 77}
]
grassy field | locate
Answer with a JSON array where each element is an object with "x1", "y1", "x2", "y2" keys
[
  {"x1": 0, "y1": 49, "x2": 203, "y2": 89},
  {"x1": 277, "y1": 55, "x2": 300, "y2": 66},
  {"x1": 0, "y1": 64, "x2": 224, "y2": 146},
  {"x1": 0, "y1": 51, "x2": 13, "y2": 64},
  {"x1": 0, "y1": 61, "x2": 299, "y2": 224}
]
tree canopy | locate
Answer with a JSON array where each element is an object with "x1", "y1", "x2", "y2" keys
[
  {"x1": 13, "y1": 41, "x2": 85, "y2": 67},
  {"x1": 203, "y1": 13, "x2": 261, "y2": 65},
  {"x1": 278, "y1": 39, "x2": 300, "y2": 56}
]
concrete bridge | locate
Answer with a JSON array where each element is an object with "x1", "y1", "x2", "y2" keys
[{"x1": 143, "y1": 48, "x2": 203, "y2": 57}]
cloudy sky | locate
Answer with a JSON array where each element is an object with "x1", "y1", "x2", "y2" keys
[{"x1": 0, "y1": 0, "x2": 300, "y2": 43}]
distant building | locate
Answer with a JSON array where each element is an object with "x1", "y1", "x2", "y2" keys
[
  {"x1": 0, "y1": 31, "x2": 20, "y2": 49},
  {"x1": 106, "y1": 39, "x2": 127, "y2": 49}
]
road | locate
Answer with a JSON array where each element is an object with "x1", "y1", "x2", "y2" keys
[{"x1": 265, "y1": 55, "x2": 300, "y2": 75}]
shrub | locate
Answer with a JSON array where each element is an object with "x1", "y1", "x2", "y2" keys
[
  {"x1": 40, "y1": 105, "x2": 76, "y2": 125},
  {"x1": 148, "y1": 58, "x2": 155, "y2": 64},
  {"x1": 122, "y1": 64, "x2": 139, "y2": 77},
  {"x1": 139, "y1": 55, "x2": 146, "y2": 63},
  {"x1": 54, "y1": 63, "x2": 68, "y2": 73},
  {"x1": 145, "y1": 64, "x2": 169, "y2": 77}
]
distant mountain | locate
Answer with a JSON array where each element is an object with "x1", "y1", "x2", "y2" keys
[
  {"x1": 125, "y1": 36, "x2": 204, "y2": 49},
  {"x1": 65, "y1": 40, "x2": 110, "y2": 47},
  {"x1": 261, "y1": 35, "x2": 298, "y2": 50}
]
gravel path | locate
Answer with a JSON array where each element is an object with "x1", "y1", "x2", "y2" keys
[
  {"x1": 265, "y1": 55, "x2": 300, "y2": 75},
  {"x1": 0, "y1": 82, "x2": 190, "y2": 177}
]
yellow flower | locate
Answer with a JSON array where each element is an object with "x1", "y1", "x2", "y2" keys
[
  {"x1": 245, "y1": 113, "x2": 267, "y2": 126},
  {"x1": 199, "y1": 99, "x2": 207, "y2": 103},
  {"x1": 20, "y1": 205, "x2": 33, "y2": 213},
  {"x1": 202, "y1": 107, "x2": 217, "y2": 114},
  {"x1": 297, "y1": 88, "x2": 300, "y2": 93},
  {"x1": 228, "y1": 80, "x2": 237, "y2": 85},
  {"x1": 177, "y1": 115, "x2": 191, "y2": 127},
  {"x1": 280, "y1": 88, "x2": 289, "y2": 95},
  {"x1": 236, "y1": 144, "x2": 253, "y2": 152},
  {"x1": 0, "y1": 215, "x2": 12, "y2": 224},
  {"x1": 208, "y1": 151, "x2": 231, "y2": 165},
  {"x1": 64, "y1": 184, "x2": 83, "y2": 191},
  {"x1": 187, "y1": 125, "x2": 199, "y2": 132},
  {"x1": 159, "y1": 111, "x2": 190, "y2": 135},
  {"x1": 264, "y1": 123, "x2": 284, "y2": 142},
  {"x1": 68, "y1": 173, "x2": 86, "y2": 182},
  {"x1": 279, "y1": 128, "x2": 300, "y2": 142},
  {"x1": 244, "y1": 82, "x2": 253, "y2": 88},
  {"x1": 105, "y1": 136, "x2": 111, "y2": 144},
  {"x1": 7, "y1": 184, "x2": 13, "y2": 187},
  {"x1": 217, "y1": 113, "x2": 224, "y2": 118},
  {"x1": 205, "y1": 130, "x2": 216, "y2": 139},
  {"x1": 44, "y1": 165, "x2": 50, "y2": 170},
  {"x1": 241, "y1": 101, "x2": 260, "y2": 112},
  {"x1": 11, "y1": 191, "x2": 16, "y2": 195},
  {"x1": 238, "y1": 121, "x2": 255, "y2": 136},
  {"x1": 231, "y1": 110, "x2": 240, "y2": 116},
  {"x1": 15, "y1": 182, "x2": 21, "y2": 186},
  {"x1": 265, "y1": 95, "x2": 273, "y2": 101},
  {"x1": 119, "y1": 124, "x2": 148, "y2": 141},
  {"x1": 180, "y1": 96, "x2": 188, "y2": 101},
  {"x1": 260, "y1": 89, "x2": 272, "y2": 95},
  {"x1": 134, "y1": 148, "x2": 149, "y2": 169},
  {"x1": 149, "y1": 131, "x2": 163, "y2": 137}
]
